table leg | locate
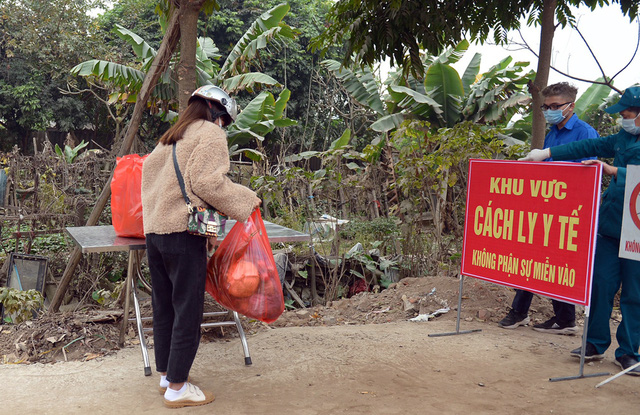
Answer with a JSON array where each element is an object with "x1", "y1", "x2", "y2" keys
[
  {"x1": 233, "y1": 311, "x2": 252, "y2": 366},
  {"x1": 119, "y1": 252, "x2": 135, "y2": 346},
  {"x1": 131, "y1": 273, "x2": 152, "y2": 376}
]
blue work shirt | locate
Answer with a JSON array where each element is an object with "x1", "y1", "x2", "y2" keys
[{"x1": 544, "y1": 113, "x2": 599, "y2": 161}]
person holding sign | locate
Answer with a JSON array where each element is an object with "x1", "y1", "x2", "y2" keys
[
  {"x1": 499, "y1": 82, "x2": 598, "y2": 334},
  {"x1": 520, "y1": 86, "x2": 640, "y2": 376}
]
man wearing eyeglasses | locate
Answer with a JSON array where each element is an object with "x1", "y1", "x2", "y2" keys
[
  {"x1": 538, "y1": 82, "x2": 600, "y2": 161},
  {"x1": 499, "y1": 82, "x2": 599, "y2": 334}
]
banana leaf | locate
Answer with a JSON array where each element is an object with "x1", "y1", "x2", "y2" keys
[
  {"x1": 222, "y1": 73, "x2": 281, "y2": 94},
  {"x1": 70, "y1": 60, "x2": 145, "y2": 90},
  {"x1": 461, "y1": 53, "x2": 482, "y2": 95},
  {"x1": 114, "y1": 24, "x2": 156, "y2": 62},
  {"x1": 432, "y1": 39, "x2": 469, "y2": 65},
  {"x1": 321, "y1": 60, "x2": 385, "y2": 115},
  {"x1": 575, "y1": 78, "x2": 612, "y2": 119},
  {"x1": 387, "y1": 86, "x2": 442, "y2": 118},
  {"x1": 424, "y1": 62, "x2": 464, "y2": 127},
  {"x1": 219, "y1": 4, "x2": 294, "y2": 78},
  {"x1": 370, "y1": 113, "x2": 407, "y2": 133}
]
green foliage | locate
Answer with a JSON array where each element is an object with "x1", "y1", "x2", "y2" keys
[
  {"x1": 325, "y1": 42, "x2": 534, "y2": 142},
  {"x1": 346, "y1": 247, "x2": 399, "y2": 289},
  {"x1": 312, "y1": 0, "x2": 532, "y2": 77},
  {"x1": 312, "y1": 0, "x2": 640, "y2": 78},
  {"x1": 462, "y1": 57, "x2": 534, "y2": 124},
  {"x1": 424, "y1": 61, "x2": 465, "y2": 127},
  {"x1": 0, "y1": 79, "x2": 53, "y2": 131},
  {"x1": 54, "y1": 140, "x2": 89, "y2": 163},
  {"x1": 320, "y1": 60, "x2": 385, "y2": 115},
  {"x1": 71, "y1": 3, "x2": 296, "y2": 152},
  {"x1": 0, "y1": 288, "x2": 44, "y2": 324},
  {"x1": 0, "y1": 0, "x2": 109, "y2": 149},
  {"x1": 574, "y1": 78, "x2": 614, "y2": 120},
  {"x1": 218, "y1": 4, "x2": 294, "y2": 78},
  {"x1": 97, "y1": 0, "x2": 164, "y2": 52},
  {"x1": 339, "y1": 218, "x2": 399, "y2": 252},
  {"x1": 228, "y1": 89, "x2": 298, "y2": 151},
  {"x1": 392, "y1": 121, "x2": 506, "y2": 237}
]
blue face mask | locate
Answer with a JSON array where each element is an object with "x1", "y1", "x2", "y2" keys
[
  {"x1": 542, "y1": 109, "x2": 566, "y2": 125},
  {"x1": 543, "y1": 109, "x2": 566, "y2": 125},
  {"x1": 621, "y1": 115, "x2": 640, "y2": 135}
]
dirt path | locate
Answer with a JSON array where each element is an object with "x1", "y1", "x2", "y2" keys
[{"x1": 1, "y1": 318, "x2": 639, "y2": 415}]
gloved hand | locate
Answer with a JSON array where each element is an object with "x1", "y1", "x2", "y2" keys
[{"x1": 518, "y1": 148, "x2": 551, "y2": 161}]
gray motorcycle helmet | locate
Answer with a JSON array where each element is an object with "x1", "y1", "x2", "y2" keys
[{"x1": 190, "y1": 85, "x2": 238, "y2": 123}]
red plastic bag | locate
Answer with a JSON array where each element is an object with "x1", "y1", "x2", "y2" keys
[
  {"x1": 111, "y1": 154, "x2": 148, "y2": 238},
  {"x1": 206, "y1": 209, "x2": 284, "y2": 323}
]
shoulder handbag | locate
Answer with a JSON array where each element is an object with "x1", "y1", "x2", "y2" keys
[{"x1": 172, "y1": 142, "x2": 226, "y2": 237}]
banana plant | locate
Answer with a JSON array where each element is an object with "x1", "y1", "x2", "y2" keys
[
  {"x1": 228, "y1": 88, "x2": 297, "y2": 160},
  {"x1": 323, "y1": 40, "x2": 535, "y2": 134},
  {"x1": 462, "y1": 56, "x2": 534, "y2": 124},
  {"x1": 71, "y1": 4, "x2": 295, "y2": 150},
  {"x1": 54, "y1": 140, "x2": 89, "y2": 163}
]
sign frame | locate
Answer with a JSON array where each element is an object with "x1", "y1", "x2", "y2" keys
[
  {"x1": 460, "y1": 159, "x2": 602, "y2": 306},
  {"x1": 619, "y1": 164, "x2": 640, "y2": 260}
]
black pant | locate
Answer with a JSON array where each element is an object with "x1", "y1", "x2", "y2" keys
[
  {"x1": 146, "y1": 232, "x2": 207, "y2": 383},
  {"x1": 511, "y1": 289, "x2": 575, "y2": 324}
]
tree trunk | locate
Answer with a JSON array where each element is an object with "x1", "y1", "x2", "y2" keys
[
  {"x1": 530, "y1": 0, "x2": 557, "y2": 150},
  {"x1": 177, "y1": 0, "x2": 205, "y2": 113},
  {"x1": 49, "y1": 8, "x2": 183, "y2": 313}
]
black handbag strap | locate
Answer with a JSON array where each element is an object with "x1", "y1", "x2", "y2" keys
[{"x1": 172, "y1": 142, "x2": 193, "y2": 211}]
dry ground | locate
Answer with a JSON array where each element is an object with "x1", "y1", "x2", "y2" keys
[{"x1": 1, "y1": 276, "x2": 638, "y2": 414}]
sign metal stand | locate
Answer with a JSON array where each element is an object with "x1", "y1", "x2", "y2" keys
[
  {"x1": 549, "y1": 306, "x2": 609, "y2": 382},
  {"x1": 429, "y1": 275, "x2": 482, "y2": 337}
]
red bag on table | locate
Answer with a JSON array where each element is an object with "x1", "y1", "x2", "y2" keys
[
  {"x1": 111, "y1": 154, "x2": 148, "y2": 238},
  {"x1": 206, "y1": 209, "x2": 284, "y2": 323}
]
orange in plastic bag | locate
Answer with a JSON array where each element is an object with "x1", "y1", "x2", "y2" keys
[
  {"x1": 206, "y1": 209, "x2": 285, "y2": 323},
  {"x1": 111, "y1": 154, "x2": 148, "y2": 238},
  {"x1": 226, "y1": 260, "x2": 260, "y2": 298}
]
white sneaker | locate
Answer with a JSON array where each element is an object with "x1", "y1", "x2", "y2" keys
[
  {"x1": 159, "y1": 376, "x2": 191, "y2": 395},
  {"x1": 163, "y1": 383, "x2": 215, "y2": 408}
]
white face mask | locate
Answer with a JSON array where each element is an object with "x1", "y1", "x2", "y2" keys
[{"x1": 621, "y1": 113, "x2": 640, "y2": 135}]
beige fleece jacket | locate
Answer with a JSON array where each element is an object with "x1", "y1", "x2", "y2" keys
[{"x1": 141, "y1": 120, "x2": 256, "y2": 235}]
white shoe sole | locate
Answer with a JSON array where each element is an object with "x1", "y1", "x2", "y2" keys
[
  {"x1": 615, "y1": 359, "x2": 640, "y2": 376},
  {"x1": 533, "y1": 326, "x2": 578, "y2": 335},
  {"x1": 499, "y1": 316, "x2": 530, "y2": 329},
  {"x1": 164, "y1": 391, "x2": 215, "y2": 408},
  {"x1": 570, "y1": 351, "x2": 604, "y2": 361}
]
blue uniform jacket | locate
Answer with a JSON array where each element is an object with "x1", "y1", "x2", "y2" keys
[
  {"x1": 544, "y1": 114, "x2": 598, "y2": 161},
  {"x1": 550, "y1": 129, "x2": 640, "y2": 239}
]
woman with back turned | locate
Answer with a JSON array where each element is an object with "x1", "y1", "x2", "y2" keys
[{"x1": 142, "y1": 85, "x2": 261, "y2": 408}]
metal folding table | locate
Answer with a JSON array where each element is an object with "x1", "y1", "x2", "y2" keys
[{"x1": 65, "y1": 221, "x2": 309, "y2": 376}]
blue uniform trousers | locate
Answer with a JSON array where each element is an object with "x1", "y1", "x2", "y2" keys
[{"x1": 589, "y1": 235, "x2": 640, "y2": 359}]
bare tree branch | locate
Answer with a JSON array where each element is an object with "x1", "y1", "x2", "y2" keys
[
  {"x1": 611, "y1": 19, "x2": 640, "y2": 83},
  {"x1": 60, "y1": 82, "x2": 119, "y2": 124},
  {"x1": 570, "y1": 24, "x2": 607, "y2": 81},
  {"x1": 514, "y1": 29, "x2": 623, "y2": 94}
]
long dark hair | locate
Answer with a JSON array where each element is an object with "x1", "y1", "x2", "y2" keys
[{"x1": 158, "y1": 97, "x2": 227, "y2": 145}]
